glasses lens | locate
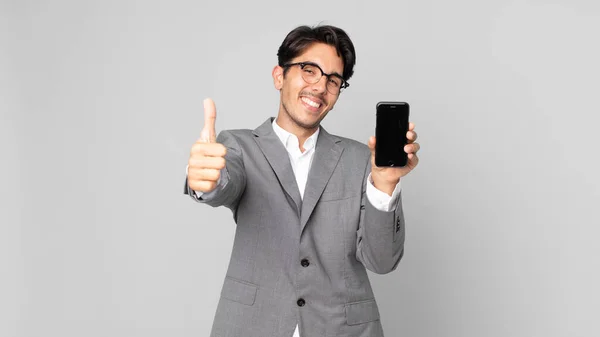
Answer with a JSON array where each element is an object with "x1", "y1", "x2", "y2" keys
[
  {"x1": 299, "y1": 63, "x2": 345, "y2": 95},
  {"x1": 300, "y1": 64, "x2": 321, "y2": 84},
  {"x1": 326, "y1": 76, "x2": 343, "y2": 94}
]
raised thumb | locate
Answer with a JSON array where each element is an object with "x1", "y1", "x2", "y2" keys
[
  {"x1": 368, "y1": 136, "x2": 376, "y2": 156},
  {"x1": 200, "y1": 98, "x2": 217, "y2": 143}
]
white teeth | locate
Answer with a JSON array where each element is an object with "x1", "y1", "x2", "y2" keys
[{"x1": 301, "y1": 97, "x2": 320, "y2": 108}]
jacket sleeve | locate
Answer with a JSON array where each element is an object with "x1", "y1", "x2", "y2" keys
[
  {"x1": 355, "y1": 159, "x2": 406, "y2": 274},
  {"x1": 183, "y1": 130, "x2": 247, "y2": 221}
]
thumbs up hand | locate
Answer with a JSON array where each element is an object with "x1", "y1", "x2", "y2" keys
[{"x1": 188, "y1": 98, "x2": 227, "y2": 193}]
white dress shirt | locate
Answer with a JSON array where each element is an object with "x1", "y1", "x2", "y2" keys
[{"x1": 193, "y1": 119, "x2": 402, "y2": 337}]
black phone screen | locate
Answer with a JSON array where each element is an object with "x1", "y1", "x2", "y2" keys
[{"x1": 375, "y1": 102, "x2": 410, "y2": 167}]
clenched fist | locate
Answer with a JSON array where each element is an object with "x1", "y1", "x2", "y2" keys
[{"x1": 187, "y1": 98, "x2": 227, "y2": 193}]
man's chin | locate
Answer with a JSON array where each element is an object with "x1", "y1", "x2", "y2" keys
[{"x1": 294, "y1": 114, "x2": 323, "y2": 130}]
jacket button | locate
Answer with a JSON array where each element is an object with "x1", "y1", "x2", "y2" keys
[
  {"x1": 301, "y1": 259, "x2": 310, "y2": 267},
  {"x1": 297, "y1": 298, "x2": 306, "y2": 307}
]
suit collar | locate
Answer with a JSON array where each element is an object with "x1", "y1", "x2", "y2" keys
[
  {"x1": 299, "y1": 124, "x2": 343, "y2": 232},
  {"x1": 252, "y1": 118, "x2": 303, "y2": 216}
]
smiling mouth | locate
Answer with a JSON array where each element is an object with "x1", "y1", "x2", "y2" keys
[{"x1": 301, "y1": 96, "x2": 322, "y2": 109}]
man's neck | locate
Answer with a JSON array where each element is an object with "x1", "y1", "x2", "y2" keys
[{"x1": 274, "y1": 116, "x2": 319, "y2": 152}]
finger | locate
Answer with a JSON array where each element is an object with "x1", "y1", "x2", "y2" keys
[
  {"x1": 407, "y1": 153, "x2": 419, "y2": 168},
  {"x1": 189, "y1": 168, "x2": 221, "y2": 182},
  {"x1": 367, "y1": 136, "x2": 378, "y2": 166},
  {"x1": 404, "y1": 142, "x2": 420, "y2": 154},
  {"x1": 408, "y1": 122, "x2": 415, "y2": 131},
  {"x1": 191, "y1": 142, "x2": 227, "y2": 157},
  {"x1": 188, "y1": 156, "x2": 226, "y2": 170},
  {"x1": 200, "y1": 98, "x2": 217, "y2": 143},
  {"x1": 406, "y1": 130, "x2": 417, "y2": 142},
  {"x1": 188, "y1": 180, "x2": 217, "y2": 193},
  {"x1": 368, "y1": 136, "x2": 376, "y2": 155}
]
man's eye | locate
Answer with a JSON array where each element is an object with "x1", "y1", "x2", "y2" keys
[
  {"x1": 329, "y1": 78, "x2": 341, "y2": 86},
  {"x1": 303, "y1": 68, "x2": 315, "y2": 74}
]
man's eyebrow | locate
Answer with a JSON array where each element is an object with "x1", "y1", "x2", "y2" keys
[
  {"x1": 306, "y1": 61, "x2": 343, "y2": 78},
  {"x1": 330, "y1": 71, "x2": 344, "y2": 78}
]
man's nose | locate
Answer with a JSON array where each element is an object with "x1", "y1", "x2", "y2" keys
[{"x1": 311, "y1": 76, "x2": 328, "y2": 93}]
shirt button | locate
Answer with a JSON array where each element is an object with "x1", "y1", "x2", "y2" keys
[
  {"x1": 297, "y1": 298, "x2": 306, "y2": 307},
  {"x1": 301, "y1": 259, "x2": 310, "y2": 267}
]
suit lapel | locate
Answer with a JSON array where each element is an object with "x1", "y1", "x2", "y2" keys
[
  {"x1": 252, "y1": 118, "x2": 302, "y2": 216},
  {"x1": 300, "y1": 127, "x2": 344, "y2": 233}
]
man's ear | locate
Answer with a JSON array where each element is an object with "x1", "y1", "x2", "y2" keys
[{"x1": 272, "y1": 65, "x2": 284, "y2": 90}]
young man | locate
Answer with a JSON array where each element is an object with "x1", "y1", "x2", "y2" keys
[{"x1": 185, "y1": 25, "x2": 420, "y2": 337}]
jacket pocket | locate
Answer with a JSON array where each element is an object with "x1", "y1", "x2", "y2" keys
[
  {"x1": 221, "y1": 276, "x2": 258, "y2": 306},
  {"x1": 345, "y1": 299, "x2": 381, "y2": 325}
]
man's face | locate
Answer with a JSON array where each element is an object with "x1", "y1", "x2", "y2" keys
[{"x1": 273, "y1": 42, "x2": 345, "y2": 131}]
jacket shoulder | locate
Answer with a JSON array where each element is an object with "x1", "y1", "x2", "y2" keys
[{"x1": 216, "y1": 128, "x2": 255, "y2": 143}]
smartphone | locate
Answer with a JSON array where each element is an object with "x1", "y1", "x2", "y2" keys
[{"x1": 375, "y1": 101, "x2": 410, "y2": 167}]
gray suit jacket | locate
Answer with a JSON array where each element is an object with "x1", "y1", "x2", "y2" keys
[{"x1": 184, "y1": 118, "x2": 405, "y2": 337}]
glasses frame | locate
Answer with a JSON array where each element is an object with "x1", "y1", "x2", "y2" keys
[{"x1": 282, "y1": 61, "x2": 350, "y2": 94}]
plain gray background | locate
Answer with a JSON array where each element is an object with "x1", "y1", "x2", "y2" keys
[{"x1": 2, "y1": 0, "x2": 599, "y2": 336}]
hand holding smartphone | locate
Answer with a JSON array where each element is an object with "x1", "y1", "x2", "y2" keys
[{"x1": 375, "y1": 102, "x2": 410, "y2": 167}]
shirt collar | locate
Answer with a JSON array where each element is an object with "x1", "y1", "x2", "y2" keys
[{"x1": 272, "y1": 118, "x2": 320, "y2": 152}]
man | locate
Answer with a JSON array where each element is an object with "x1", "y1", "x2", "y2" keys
[{"x1": 184, "y1": 25, "x2": 420, "y2": 337}]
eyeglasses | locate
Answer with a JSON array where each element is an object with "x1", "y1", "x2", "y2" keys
[{"x1": 282, "y1": 62, "x2": 349, "y2": 95}]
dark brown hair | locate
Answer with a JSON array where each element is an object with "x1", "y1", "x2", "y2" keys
[{"x1": 277, "y1": 25, "x2": 356, "y2": 81}]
